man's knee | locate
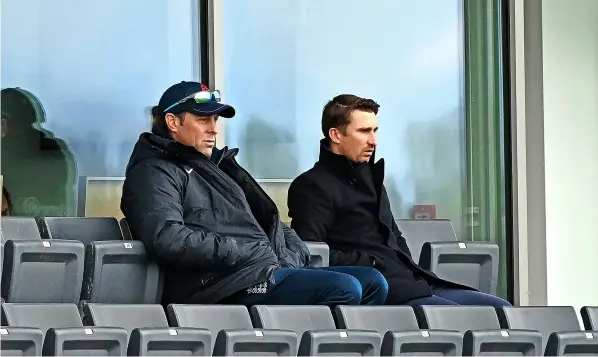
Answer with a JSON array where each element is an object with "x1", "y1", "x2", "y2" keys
[
  {"x1": 328, "y1": 273, "x2": 363, "y2": 305},
  {"x1": 366, "y1": 268, "x2": 389, "y2": 294}
]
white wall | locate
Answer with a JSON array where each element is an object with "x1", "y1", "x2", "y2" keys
[
  {"x1": 542, "y1": 0, "x2": 598, "y2": 308},
  {"x1": 511, "y1": 0, "x2": 598, "y2": 309}
]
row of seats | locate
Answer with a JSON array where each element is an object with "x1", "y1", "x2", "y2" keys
[
  {"x1": 1, "y1": 216, "x2": 502, "y2": 294},
  {"x1": 2, "y1": 303, "x2": 597, "y2": 356},
  {"x1": 1, "y1": 239, "x2": 161, "y2": 304}
]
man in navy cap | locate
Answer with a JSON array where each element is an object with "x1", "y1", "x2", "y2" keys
[{"x1": 121, "y1": 81, "x2": 388, "y2": 306}]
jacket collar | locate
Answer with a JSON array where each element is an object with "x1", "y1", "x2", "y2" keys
[{"x1": 317, "y1": 139, "x2": 384, "y2": 182}]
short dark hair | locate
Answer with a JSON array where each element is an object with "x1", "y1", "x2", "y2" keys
[
  {"x1": 321, "y1": 94, "x2": 379, "y2": 141},
  {"x1": 151, "y1": 106, "x2": 186, "y2": 126}
]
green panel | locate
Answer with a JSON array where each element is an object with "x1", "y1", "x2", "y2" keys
[{"x1": 464, "y1": 0, "x2": 508, "y2": 298}]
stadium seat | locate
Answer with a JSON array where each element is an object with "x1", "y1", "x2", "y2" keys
[
  {"x1": 304, "y1": 242, "x2": 329, "y2": 267},
  {"x1": 396, "y1": 218, "x2": 500, "y2": 295},
  {"x1": 396, "y1": 219, "x2": 458, "y2": 262},
  {"x1": 1, "y1": 239, "x2": 85, "y2": 303},
  {"x1": 0, "y1": 217, "x2": 42, "y2": 241},
  {"x1": 81, "y1": 240, "x2": 162, "y2": 304},
  {"x1": 0, "y1": 326, "x2": 44, "y2": 356},
  {"x1": 83, "y1": 303, "x2": 210, "y2": 356},
  {"x1": 251, "y1": 305, "x2": 381, "y2": 356},
  {"x1": 498, "y1": 306, "x2": 598, "y2": 355},
  {"x1": 416, "y1": 306, "x2": 543, "y2": 356},
  {"x1": 335, "y1": 306, "x2": 462, "y2": 356},
  {"x1": 119, "y1": 218, "x2": 133, "y2": 240},
  {"x1": 581, "y1": 306, "x2": 598, "y2": 330},
  {"x1": 40, "y1": 217, "x2": 123, "y2": 244},
  {"x1": 419, "y1": 241, "x2": 500, "y2": 294},
  {"x1": 1, "y1": 303, "x2": 128, "y2": 356},
  {"x1": 168, "y1": 304, "x2": 297, "y2": 356}
]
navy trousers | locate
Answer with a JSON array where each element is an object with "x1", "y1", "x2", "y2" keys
[
  {"x1": 228, "y1": 266, "x2": 388, "y2": 307},
  {"x1": 405, "y1": 287, "x2": 511, "y2": 307}
]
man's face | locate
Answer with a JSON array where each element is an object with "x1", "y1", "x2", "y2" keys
[
  {"x1": 333, "y1": 110, "x2": 378, "y2": 163},
  {"x1": 166, "y1": 112, "x2": 218, "y2": 157}
]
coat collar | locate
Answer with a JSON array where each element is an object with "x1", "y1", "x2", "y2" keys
[{"x1": 317, "y1": 139, "x2": 385, "y2": 184}]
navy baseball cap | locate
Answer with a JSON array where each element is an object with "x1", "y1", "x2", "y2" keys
[{"x1": 157, "y1": 81, "x2": 235, "y2": 118}]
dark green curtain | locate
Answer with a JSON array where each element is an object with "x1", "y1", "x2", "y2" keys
[{"x1": 464, "y1": 0, "x2": 508, "y2": 298}]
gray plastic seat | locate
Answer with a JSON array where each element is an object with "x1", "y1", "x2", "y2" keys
[
  {"x1": 0, "y1": 217, "x2": 42, "y2": 242},
  {"x1": 41, "y1": 217, "x2": 124, "y2": 245},
  {"x1": 0, "y1": 326, "x2": 44, "y2": 356},
  {"x1": 252, "y1": 305, "x2": 381, "y2": 356},
  {"x1": 581, "y1": 306, "x2": 598, "y2": 330},
  {"x1": 419, "y1": 241, "x2": 499, "y2": 294},
  {"x1": 336, "y1": 306, "x2": 462, "y2": 356},
  {"x1": 81, "y1": 240, "x2": 162, "y2": 304},
  {"x1": 2, "y1": 303, "x2": 127, "y2": 356},
  {"x1": 396, "y1": 219, "x2": 458, "y2": 262},
  {"x1": 1, "y1": 239, "x2": 84, "y2": 303},
  {"x1": 304, "y1": 242, "x2": 329, "y2": 267},
  {"x1": 397, "y1": 219, "x2": 500, "y2": 295},
  {"x1": 84, "y1": 303, "x2": 210, "y2": 356},
  {"x1": 498, "y1": 306, "x2": 598, "y2": 355},
  {"x1": 168, "y1": 304, "x2": 296, "y2": 356},
  {"x1": 416, "y1": 306, "x2": 543, "y2": 356}
]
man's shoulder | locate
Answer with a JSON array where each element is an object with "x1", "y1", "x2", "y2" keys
[
  {"x1": 124, "y1": 156, "x2": 185, "y2": 185},
  {"x1": 289, "y1": 163, "x2": 334, "y2": 195}
]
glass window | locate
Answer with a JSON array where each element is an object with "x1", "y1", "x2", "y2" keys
[
  {"x1": 221, "y1": 0, "x2": 466, "y2": 233},
  {"x1": 1, "y1": 0, "x2": 201, "y2": 217}
]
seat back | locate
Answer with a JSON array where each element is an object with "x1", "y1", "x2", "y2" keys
[
  {"x1": 251, "y1": 305, "x2": 336, "y2": 338},
  {"x1": 0, "y1": 217, "x2": 41, "y2": 241},
  {"x1": 416, "y1": 306, "x2": 501, "y2": 332},
  {"x1": 304, "y1": 242, "x2": 329, "y2": 267},
  {"x1": 419, "y1": 241, "x2": 499, "y2": 294},
  {"x1": 498, "y1": 306, "x2": 581, "y2": 346},
  {"x1": 1, "y1": 239, "x2": 85, "y2": 303},
  {"x1": 83, "y1": 304, "x2": 169, "y2": 334},
  {"x1": 41, "y1": 217, "x2": 123, "y2": 244},
  {"x1": 2, "y1": 303, "x2": 83, "y2": 334},
  {"x1": 0, "y1": 326, "x2": 44, "y2": 356},
  {"x1": 81, "y1": 240, "x2": 162, "y2": 304},
  {"x1": 335, "y1": 306, "x2": 420, "y2": 333},
  {"x1": 581, "y1": 306, "x2": 598, "y2": 330},
  {"x1": 168, "y1": 304, "x2": 253, "y2": 347},
  {"x1": 396, "y1": 219, "x2": 457, "y2": 262}
]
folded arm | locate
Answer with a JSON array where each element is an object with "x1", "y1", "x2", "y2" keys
[
  {"x1": 279, "y1": 223, "x2": 310, "y2": 268},
  {"x1": 121, "y1": 162, "x2": 250, "y2": 270},
  {"x1": 288, "y1": 176, "x2": 375, "y2": 267}
]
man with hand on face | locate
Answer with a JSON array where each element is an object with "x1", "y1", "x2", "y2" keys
[
  {"x1": 121, "y1": 82, "x2": 388, "y2": 307},
  {"x1": 287, "y1": 94, "x2": 511, "y2": 307}
]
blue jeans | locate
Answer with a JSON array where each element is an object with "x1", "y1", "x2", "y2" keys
[
  {"x1": 405, "y1": 287, "x2": 511, "y2": 308},
  {"x1": 228, "y1": 266, "x2": 388, "y2": 307}
]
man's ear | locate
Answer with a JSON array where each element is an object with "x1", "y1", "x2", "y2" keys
[
  {"x1": 164, "y1": 113, "x2": 180, "y2": 133},
  {"x1": 328, "y1": 127, "x2": 342, "y2": 144}
]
